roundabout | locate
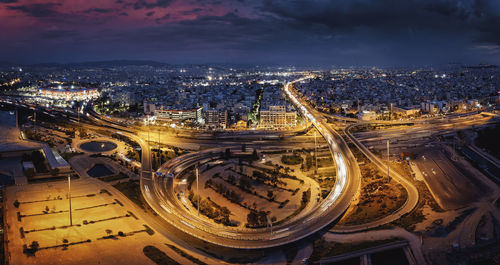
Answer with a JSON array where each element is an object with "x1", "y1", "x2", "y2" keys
[
  {"x1": 78, "y1": 140, "x2": 117, "y2": 153},
  {"x1": 138, "y1": 78, "x2": 363, "y2": 248}
]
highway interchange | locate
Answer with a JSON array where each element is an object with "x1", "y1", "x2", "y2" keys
[
  {"x1": 1, "y1": 77, "x2": 497, "y2": 252},
  {"x1": 0, "y1": 79, "x2": 363, "y2": 249},
  {"x1": 137, "y1": 77, "x2": 362, "y2": 248}
]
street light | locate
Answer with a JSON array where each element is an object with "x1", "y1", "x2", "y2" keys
[
  {"x1": 68, "y1": 174, "x2": 72, "y2": 226},
  {"x1": 387, "y1": 140, "x2": 390, "y2": 183},
  {"x1": 158, "y1": 126, "x2": 161, "y2": 168},
  {"x1": 196, "y1": 164, "x2": 200, "y2": 216},
  {"x1": 314, "y1": 130, "x2": 318, "y2": 174}
]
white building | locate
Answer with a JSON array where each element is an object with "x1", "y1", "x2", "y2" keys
[
  {"x1": 39, "y1": 86, "x2": 99, "y2": 101},
  {"x1": 144, "y1": 102, "x2": 156, "y2": 114},
  {"x1": 205, "y1": 110, "x2": 228, "y2": 129},
  {"x1": 357, "y1": 110, "x2": 379, "y2": 121},
  {"x1": 154, "y1": 107, "x2": 202, "y2": 122},
  {"x1": 258, "y1": 106, "x2": 296, "y2": 130}
]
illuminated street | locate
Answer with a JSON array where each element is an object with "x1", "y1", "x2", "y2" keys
[{"x1": 1, "y1": 1, "x2": 500, "y2": 265}]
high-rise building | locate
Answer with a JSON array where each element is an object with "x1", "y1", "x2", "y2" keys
[
  {"x1": 205, "y1": 110, "x2": 228, "y2": 129},
  {"x1": 154, "y1": 107, "x2": 202, "y2": 122},
  {"x1": 143, "y1": 101, "x2": 156, "y2": 114},
  {"x1": 39, "y1": 86, "x2": 99, "y2": 101},
  {"x1": 258, "y1": 106, "x2": 296, "y2": 130}
]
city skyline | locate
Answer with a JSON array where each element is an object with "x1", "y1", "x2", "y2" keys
[
  {"x1": 1, "y1": 0, "x2": 500, "y2": 66},
  {"x1": 1, "y1": 1, "x2": 500, "y2": 265}
]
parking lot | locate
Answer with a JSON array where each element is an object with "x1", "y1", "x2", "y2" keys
[
  {"x1": 4, "y1": 178, "x2": 181, "y2": 265},
  {"x1": 414, "y1": 149, "x2": 490, "y2": 210}
]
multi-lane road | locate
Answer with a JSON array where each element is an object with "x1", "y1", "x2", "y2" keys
[{"x1": 137, "y1": 77, "x2": 362, "y2": 248}]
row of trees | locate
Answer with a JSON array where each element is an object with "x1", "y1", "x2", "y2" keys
[{"x1": 188, "y1": 193, "x2": 234, "y2": 226}]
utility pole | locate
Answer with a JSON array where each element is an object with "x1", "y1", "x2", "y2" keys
[
  {"x1": 15, "y1": 109, "x2": 19, "y2": 130},
  {"x1": 389, "y1": 103, "x2": 393, "y2": 121},
  {"x1": 68, "y1": 174, "x2": 72, "y2": 226},
  {"x1": 314, "y1": 130, "x2": 318, "y2": 174},
  {"x1": 33, "y1": 111, "x2": 36, "y2": 133},
  {"x1": 267, "y1": 215, "x2": 273, "y2": 236},
  {"x1": 146, "y1": 116, "x2": 150, "y2": 144},
  {"x1": 158, "y1": 127, "x2": 161, "y2": 167},
  {"x1": 196, "y1": 164, "x2": 200, "y2": 216},
  {"x1": 387, "y1": 140, "x2": 390, "y2": 183}
]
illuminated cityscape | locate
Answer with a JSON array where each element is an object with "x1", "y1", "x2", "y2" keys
[{"x1": 0, "y1": 1, "x2": 500, "y2": 265}]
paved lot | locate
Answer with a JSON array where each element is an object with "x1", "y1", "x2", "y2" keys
[
  {"x1": 4, "y1": 178, "x2": 191, "y2": 265},
  {"x1": 414, "y1": 149, "x2": 490, "y2": 210},
  {"x1": 0, "y1": 111, "x2": 18, "y2": 143}
]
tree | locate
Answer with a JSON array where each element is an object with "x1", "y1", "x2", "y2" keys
[
  {"x1": 239, "y1": 175, "x2": 251, "y2": 190},
  {"x1": 252, "y1": 148, "x2": 259, "y2": 160},
  {"x1": 24, "y1": 168, "x2": 35, "y2": 178},
  {"x1": 247, "y1": 212, "x2": 259, "y2": 226},
  {"x1": 50, "y1": 168, "x2": 59, "y2": 176},
  {"x1": 227, "y1": 175, "x2": 235, "y2": 185}
]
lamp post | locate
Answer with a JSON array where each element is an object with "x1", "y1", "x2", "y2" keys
[
  {"x1": 314, "y1": 130, "x2": 318, "y2": 174},
  {"x1": 387, "y1": 140, "x2": 390, "y2": 183},
  {"x1": 158, "y1": 126, "x2": 161, "y2": 168},
  {"x1": 145, "y1": 116, "x2": 150, "y2": 144},
  {"x1": 196, "y1": 164, "x2": 200, "y2": 216},
  {"x1": 68, "y1": 174, "x2": 72, "y2": 226}
]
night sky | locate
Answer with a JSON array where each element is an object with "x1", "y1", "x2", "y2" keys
[{"x1": 1, "y1": 0, "x2": 500, "y2": 66}]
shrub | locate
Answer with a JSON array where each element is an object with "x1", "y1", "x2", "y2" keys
[{"x1": 281, "y1": 154, "x2": 304, "y2": 165}]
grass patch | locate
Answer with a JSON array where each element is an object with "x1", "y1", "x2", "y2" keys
[
  {"x1": 143, "y1": 245, "x2": 180, "y2": 265},
  {"x1": 281, "y1": 154, "x2": 304, "y2": 165},
  {"x1": 338, "y1": 162, "x2": 408, "y2": 226},
  {"x1": 100, "y1": 172, "x2": 129, "y2": 182},
  {"x1": 113, "y1": 180, "x2": 145, "y2": 209},
  {"x1": 309, "y1": 237, "x2": 403, "y2": 262},
  {"x1": 61, "y1": 152, "x2": 84, "y2": 161},
  {"x1": 165, "y1": 244, "x2": 208, "y2": 265},
  {"x1": 475, "y1": 124, "x2": 500, "y2": 160}
]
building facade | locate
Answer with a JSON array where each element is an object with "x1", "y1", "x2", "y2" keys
[
  {"x1": 357, "y1": 110, "x2": 379, "y2": 120},
  {"x1": 258, "y1": 106, "x2": 296, "y2": 130},
  {"x1": 205, "y1": 110, "x2": 228, "y2": 129},
  {"x1": 154, "y1": 107, "x2": 202, "y2": 122},
  {"x1": 39, "y1": 87, "x2": 99, "y2": 101}
]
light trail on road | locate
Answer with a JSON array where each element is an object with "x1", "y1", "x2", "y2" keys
[{"x1": 136, "y1": 76, "x2": 361, "y2": 248}]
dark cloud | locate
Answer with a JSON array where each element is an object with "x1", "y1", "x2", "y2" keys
[
  {"x1": 1, "y1": 0, "x2": 499, "y2": 65},
  {"x1": 260, "y1": 0, "x2": 500, "y2": 44},
  {"x1": 83, "y1": 8, "x2": 116, "y2": 14},
  {"x1": 132, "y1": 0, "x2": 175, "y2": 10},
  {"x1": 155, "y1": 13, "x2": 170, "y2": 23},
  {"x1": 7, "y1": 3, "x2": 62, "y2": 17},
  {"x1": 182, "y1": 8, "x2": 203, "y2": 16},
  {"x1": 40, "y1": 29, "x2": 78, "y2": 39},
  {"x1": 0, "y1": 0, "x2": 18, "y2": 3}
]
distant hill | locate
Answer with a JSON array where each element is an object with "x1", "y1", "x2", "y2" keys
[
  {"x1": 69, "y1": 60, "x2": 169, "y2": 67},
  {"x1": 463, "y1": 63, "x2": 498, "y2": 69},
  {"x1": 0, "y1": 61, "x2": 18, "y2": 68},
  {"x1": 0, "y1": 60, "x2": 169, "y2": 69}
]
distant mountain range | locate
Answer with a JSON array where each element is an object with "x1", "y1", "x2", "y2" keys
[
  {"x1": 0, "y1": 60, "x2": 497, "y2": 69},
  {"x1": 0, "y1": 60, "x2": 169, "y2": 68}
]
